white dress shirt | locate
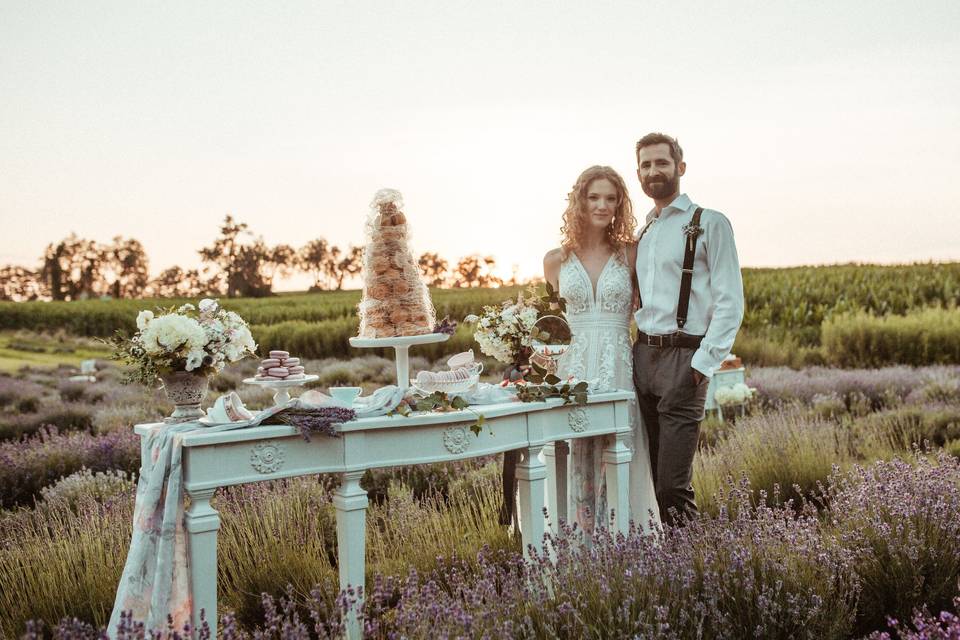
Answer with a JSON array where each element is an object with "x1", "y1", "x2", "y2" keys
[{"x1": 634, "y1": 193, "x2": 744, "y2": 378}]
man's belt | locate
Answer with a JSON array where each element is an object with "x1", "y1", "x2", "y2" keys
[{"x1": 636, "y1": 331, "x2": 704, "y2": 349}]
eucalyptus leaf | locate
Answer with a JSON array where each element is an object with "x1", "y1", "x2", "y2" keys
[{"x1": 545, "y1": 374, "x2": 561, "y2": 385}]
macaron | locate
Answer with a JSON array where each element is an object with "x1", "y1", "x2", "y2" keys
[
  {"x1": 260, "y1": 358, "x2": 281, "y2": 368},
  {"x1": 286, "y1": 365, "x2": 305, "y2": 375},
  {"x1": 267, "y1": 367, "x2": 289, "y2": 377},
  {"x1": 255, "y1": 374, "x2": 283, "y2": 381},
  {"x1": 280, "y1": 357, "x2": 300, "y2": 366},
  {"x1": 269, "y1": 350, "x2": 290, "y2": 359}
]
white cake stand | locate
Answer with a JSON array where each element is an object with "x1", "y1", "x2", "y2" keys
[
  {"x1": 348, "y1": 333, "x2": 449, "y2": 390},
  {"x1": 243, "y1": 374, "x2": 319, "y2": 406}
]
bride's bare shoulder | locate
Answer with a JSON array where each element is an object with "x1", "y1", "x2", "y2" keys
[
  {"x1": 543, "y1": 248, "x2": 564, "y2": 283},
  {"x1": 543, "y1": 247, "x2": 564, "y2": 267}
]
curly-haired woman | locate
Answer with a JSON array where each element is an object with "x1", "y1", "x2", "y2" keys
[{"x1": 542, "y1": 165, "x2": 660, "y2": 538}]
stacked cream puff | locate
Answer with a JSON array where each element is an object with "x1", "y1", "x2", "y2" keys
[
  {"x1": 254, "y1": 350, "x2": 306, "y2": 381},
  {"x1": 357, "y1": 197, "x2": 436, "y2": 338}
]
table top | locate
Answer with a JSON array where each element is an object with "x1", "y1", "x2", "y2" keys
[{"x1": 134, "y1": 390, "x2": 635, "y2": 447}]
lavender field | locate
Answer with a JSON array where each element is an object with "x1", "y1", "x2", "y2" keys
[{"x1": 2, "y1": 350, "x2": 960, "y2": 638}]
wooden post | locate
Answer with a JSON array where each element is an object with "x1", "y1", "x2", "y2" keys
[
  {"x1": 542, "y1": 440, "x2": 568, "y2": 534},
  {"x1": 334, "y1": 470, "x2": 368, "y2": 640},
  {"x1": 602, "y1": 431, "x2": 633, "y2": 535},
  {"x1": 185, "y1": 488, "x2": 220, "y2": 638},
  {"x1": 516, "y1": 445, "x2": 547, "y2": 558}
]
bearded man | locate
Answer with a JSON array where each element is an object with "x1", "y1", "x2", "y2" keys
[{"x1": 631, "y1": 132, "x2": 744, "y2": 526}]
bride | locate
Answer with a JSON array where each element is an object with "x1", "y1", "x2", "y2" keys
[{"x1": 543, "y1": 165, "x2": 660, "y2": 536}]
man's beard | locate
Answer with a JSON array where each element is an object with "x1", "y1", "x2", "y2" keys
[{"x1": 641, "y1": 174, "x2": 679, "y2": 200}]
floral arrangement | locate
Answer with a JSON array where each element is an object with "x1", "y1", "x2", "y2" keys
[
  {"x1": 714, "y1": 382, "x2": 756, "y2": 407},
  {"x1": 463, "y1": 284, "x2": 564, "y2": 366},
  {"x1": 106, "y1": 298, "x2": 257, "y2": 385}
]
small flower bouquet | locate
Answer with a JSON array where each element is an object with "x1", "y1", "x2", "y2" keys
[
  {"x1": 714, "y1": 382, "x2": 756, "y2": 407},
  {"x1": 463, "y1": 292, "x2": 542, "y2": 366},
  {"x1": 107, "y1": 299, "x2": 258, "y2": 386},
  {"x1": 463, "y1": 284, "x2": 567, "y2": 383}
]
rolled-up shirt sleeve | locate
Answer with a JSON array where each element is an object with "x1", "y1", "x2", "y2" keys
[{"x1": 691, "y1": 212, "x2": 744, "y2": 377}]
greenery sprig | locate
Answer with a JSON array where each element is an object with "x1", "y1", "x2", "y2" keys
[
  {"x1": 515, "y1": 375, "x2": 589, "y2": 406},
  {"x1": 390, "y1": 391, "x2": 489, "y2": 436}
]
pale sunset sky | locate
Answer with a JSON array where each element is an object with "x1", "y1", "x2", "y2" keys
[{"x1": 1, "y1": 1, "x2": 958, "y2": 289}]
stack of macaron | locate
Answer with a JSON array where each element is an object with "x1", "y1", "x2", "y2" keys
[{"x1": 254, "y1": 350, "x2": 306, "y2": 381}]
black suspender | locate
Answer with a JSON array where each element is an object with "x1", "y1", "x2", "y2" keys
[
  {"x1": 677, "y1": 207, "x2": 704, "y2": 329},
  {"x1": 636, "y1": 206, "x2": 704, "y2": 331},
  {"x1": 634, "y1": 219, "x2": 655, "y2": 308}
]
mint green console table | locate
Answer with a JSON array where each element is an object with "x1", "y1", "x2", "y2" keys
[{"x1": 133, "y1": 391, "x2": 634, "y2": 639}]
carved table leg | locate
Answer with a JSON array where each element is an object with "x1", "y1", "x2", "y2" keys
[
  {"x1": 516, "y1": 445, "x2": 546, "y2": 559},
  {"x1": 602, "y1": 431, "x2": 633, "y2": 535},
  {"x1": 185, "y1": 488, "x2": 220, "y2": 638},
  {"x1": 542, "y1": 440, "x2": 568, "y2": 534},
  {"x1": 334, "y1": 470, "x2": 369, "y2": 640}
]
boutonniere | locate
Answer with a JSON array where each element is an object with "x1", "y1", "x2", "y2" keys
[{"x1": 681, "y1": 222, "x2": 704, "y2": 250}]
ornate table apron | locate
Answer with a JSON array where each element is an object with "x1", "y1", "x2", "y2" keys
[{"x1": 133, "y1": 391, "x2": 634, "y2": 639}]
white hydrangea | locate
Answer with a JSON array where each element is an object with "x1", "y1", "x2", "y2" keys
[
  {"x1": 136, "y1": 310, "x2": 154, "y2": 330},
  {"x1": 140, "y1": 314, "x2": 206, "y2": 356}
]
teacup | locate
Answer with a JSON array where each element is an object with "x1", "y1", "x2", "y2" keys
[
  {"x1": 329, "y1": 386, "x2": 362, "y2": 407},
  {"x1": 447, "y1": 350, "x2": 475, "y2": 369}
]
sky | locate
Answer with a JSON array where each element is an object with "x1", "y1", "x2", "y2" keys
[{"x1": 1, "y1": 0, "x2": 958, "y2": 289}]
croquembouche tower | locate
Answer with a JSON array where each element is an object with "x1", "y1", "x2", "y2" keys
[{"x1": 357, "y1": 188, "x2": 436, "y2": 338}]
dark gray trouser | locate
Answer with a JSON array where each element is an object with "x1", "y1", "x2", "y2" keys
[{"x1": 632, "y1": 340, "x2": 709, "y2": 526}]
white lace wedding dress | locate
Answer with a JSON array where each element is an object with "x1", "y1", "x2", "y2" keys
[{"x1": 557, "y1": 251, "x2": 661, "y2": 535}]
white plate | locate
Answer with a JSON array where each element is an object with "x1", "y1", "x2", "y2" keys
[{"x1": 243, "y1": 374, "x2": 319, "y2": 387}]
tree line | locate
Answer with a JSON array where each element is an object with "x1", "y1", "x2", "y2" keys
[{"x1": 0, "y1": 215, "x2": 512, "y2": 301}]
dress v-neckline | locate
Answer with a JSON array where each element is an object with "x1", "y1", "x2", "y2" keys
[{"x1": 572, "y1": 252, "x2": 615, "y2": 305}]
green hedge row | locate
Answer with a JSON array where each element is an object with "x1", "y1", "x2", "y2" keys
[
  {"x1": 821, "y1": 307, "x2": 960, "y2": 367},
  {"x1": 0, "y1": 287, "x2": 525, "y2": 338}
]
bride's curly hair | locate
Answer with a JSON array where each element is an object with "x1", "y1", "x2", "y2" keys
[{"x1": 560, "y1": 165, "x2": 636, "y2": 257}]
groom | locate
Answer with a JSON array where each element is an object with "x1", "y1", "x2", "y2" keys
[{"x1": 631, "y1": 132, "x2": 744, "y2": 526}]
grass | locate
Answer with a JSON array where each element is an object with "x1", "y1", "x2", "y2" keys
[{"x1": 0, "y1": 331, "x2": 111, "y2": 373}]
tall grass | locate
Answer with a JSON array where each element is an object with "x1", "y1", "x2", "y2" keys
[{"x1": 0, "y1": 462, "x2": 512, "y2": 637}]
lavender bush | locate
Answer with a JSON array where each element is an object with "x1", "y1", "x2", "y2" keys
[
  {"x1": 0, "y1": 426, "x2": 140, "y2": 508},
  {"x1": 827, "y1": 452, "x2": 960, "y2": 637},
  {"x1": 868, "y1": 597, "x2": 960, "y2": 640},
  {"x1": 747, "y1": 365, "x2": 960, "y2": 410},
  {"x1": 694, "y1": 411, "x2": 850, "y2": 515}
]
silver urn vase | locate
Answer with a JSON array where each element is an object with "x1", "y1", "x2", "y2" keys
[{"x1": 160, "y1": 370, "x2": 210, "y2": 423}]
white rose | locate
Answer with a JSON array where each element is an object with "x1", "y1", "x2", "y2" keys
[
  {"x1": 185, "y1": 349, "x2": 205, "y2": 372},
  {"x1": 199, "y1": 299, "x2": 219, "y2": 314},
  {"x1": 136, "y1": 310, "x2": 154, "y2": 330}
]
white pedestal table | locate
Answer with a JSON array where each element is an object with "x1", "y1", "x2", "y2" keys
[{"x1": 133, "y1": 390, "x2": 634, "y2": 639}]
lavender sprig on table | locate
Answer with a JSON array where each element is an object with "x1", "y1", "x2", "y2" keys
[
  {"x1": 270, "y1": 407, "x2": 355, "y2": 441},
  {"x1": 433, "y1": 316, "x2": 457, "y2": 335}
]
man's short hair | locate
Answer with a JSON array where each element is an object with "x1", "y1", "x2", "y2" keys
[{"x1": 635, "y1": 132, "x2": 683, "y2": 165}]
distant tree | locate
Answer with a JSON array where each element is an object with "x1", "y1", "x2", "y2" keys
[
  {"x1": 39, "y1": 234, "x2": 104, "y2": 300},
  {"x1": 198, "y1": 215, "x2": 272, "y2": 297},
  {"x1": 453, "y1": 255, "x2": 502, "y2": 288},
  {"x1": 300, "y1": 238, "x2": 331, "y2": 290},
  {"x1": 418, "y1": 252, "x2": 449, "y2": 287},
  {"x1": 0, "y1": 265, "x2": 44, "y2": 301},
  {"x1": 102, "y1": 236, "x2": 149, "y2": 298},
  {"x1": 148, "y1": 267, "x2": 208, "y2": 298},
  {"x1": 262, "y1": 243, "x2": 297, "y2": 289},
  {"x1": 333, "y1": 245, "x2": 363, "y2": 290}
]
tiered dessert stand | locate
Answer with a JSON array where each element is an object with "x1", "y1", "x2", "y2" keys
[
  {"x1": 242, "y1": 374, "x2": 319, "y2": 406},
  {"x1": 348, "y1": 333, "x2": 449, "y2": 390}
]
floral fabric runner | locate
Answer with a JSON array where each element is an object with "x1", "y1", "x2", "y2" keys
[
  {"x1": 107, "y1": 403, "x2": 290, "y2": 637},
  {"x1": 107, "y1": 389, "x2": 410, "y2": 636}
]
